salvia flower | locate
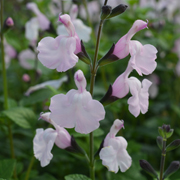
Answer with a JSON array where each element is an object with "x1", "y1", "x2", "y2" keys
[
  {"x1": 37, "y1": 14, "x2": 81, "y2": 72},
  {"x1": 112, "y1": 63, "x2": 152, "y2": 117},
  {"x1": 33, "y1": 112, "x2": 71, "y2": 167},
  {"x1": 113, "y1": 20, "x2": 148, "y2": 59},
  {"x1": 99, "y1": 119, "x2": 132, "y2": 173},
  {"x1": 26, "y1": 2, "x2": 50, "y2": 31},
  {"x1": 57, "y1": 5, "x2": 92, "y2": 42},
  {"x1": 49, "y1": 70, "x2": 105, "y2": 134}
]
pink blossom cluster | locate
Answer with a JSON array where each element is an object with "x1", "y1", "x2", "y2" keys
[
  {"x1": 33, "y1": 11, "x2": 157, "y2": 174},
  {"x1": 111, "y1": 20, "x2": 157, "y2": 117}
]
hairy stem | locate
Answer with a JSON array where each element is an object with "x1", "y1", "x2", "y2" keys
[{"x1": 159, "y1": 138, "x2": 167, "y2": 180}]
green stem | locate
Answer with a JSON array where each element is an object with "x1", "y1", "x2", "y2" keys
[
  {"x1": 89, "y1": 19, "x2": 104, "y2": 180},
  {"x1": 104, "y1": 0, "x2": 108, "y2": 5},
  {"x1": 159, "y1": 138, "x2": 166, "y2": 180},
  {"x1": 1, "y1": 3, "x2": 16, "y2": 179},
  {"x1": 1, "y1": 0, "x2": 8, "y2": 110},
  {"x1": 61, "y1": 0, "x2": 64, "y2": 14},
  {"x1": 24, "y1": 156, "x2": 35, "y2": 180}
]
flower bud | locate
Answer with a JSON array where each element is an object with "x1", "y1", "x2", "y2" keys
[
  {"x1": 107, "y1": 4, "x2": 128, "y2": 19},
  {"x1": 22, "y1": 74, "x2": 31, "y2": 82},
  {"x1": 158, "y1": 124, "x2": 174, "y2": 139},
  {"x1": 163, "y1": 161, "x2": 180, "y2": 179},
  {"x1": 139, "y1": 160, "x2": 158, "y2": 178},
  {"x1": 101, "y1": 5, "x2": 112, "y2": 20},
  {"x1": 5, "y1": 17, "x2": 14, "y2": 27},
  {"x1": 1, "y1": 17, "x2": 14, "y2": 34}
]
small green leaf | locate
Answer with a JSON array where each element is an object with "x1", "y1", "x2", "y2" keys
[
  {"x1": 2, "y1": 107, "x2": 36, "y2": 128},
  {"x1": 0, "y1": 159, "x2": 16, "y2": 179},
  {"x1": 64, "y1": 174, "x2": 91, "y2": 180},
  {"x1": 166, "y1": 139, "x2": 180, "y2": 152},
  {"x1": 157, "y1": 136, "x2": 163, "y2": 150}
]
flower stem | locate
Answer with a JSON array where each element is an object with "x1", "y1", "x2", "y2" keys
[
  {"x1": 159, "y1": 138, "x2": 167, "y2": 180},
  {"x1": 1, "y1": 2, "x2": 16, "y2": 178},
  {"x1": 24, "y1": 156, "x2": 35, "y2": 180},
  {"x1": 0, "y1": 0, "x2": 8, "y2": 110},
  {"x1": 61, "y1": 0, "x2": 64, "y2": 14},
  {"x1": 89, "y1": 19, "x2": 104, "y2": 180}
]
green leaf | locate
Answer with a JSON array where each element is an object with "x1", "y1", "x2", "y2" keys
[
  {"x1": 64, "y1": 174, "x2": 91, "y2": 180},
  {"x1": 2, "y1": 107, "x2": 36, "y2": 128},
  {"x1": 0, "y1": 159, "x2": 16, "y2": 179},
  {"x1": 166, "y1": 140, "x2": 180, "y2": 152},
  {"x1": 31, "y1": 173, "x2": 57, "y2": 180},
  {"x1": 19, "y1": 88, "x2": 54, "y2": 106},
  {"x1": 157, "y1": 136, "x2": 163, "y2": 150}
]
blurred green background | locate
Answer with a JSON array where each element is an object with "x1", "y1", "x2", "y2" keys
[{"x1": 1, "y1": 0, "x2": 180, "y2": 179}]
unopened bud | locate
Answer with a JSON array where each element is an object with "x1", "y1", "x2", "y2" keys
[
  {"x1": 5, "y1": 17, "x2": 14, "y2": 27},
  {"x1": 107, "y1": 4, "x2": 128, "y2": 19},
  {"x1": 139, "y1": 160, "x2": 158, "y2": 178},
  {"x1": 1, "y1": 17, "x2": 14, "y2": 34},
  {"x1": 163, "y1": 161, "x2": 180, "y2": 179},
  {"x1": 22, "y1": 74, "x2": 31, "y2": 82},
  {"x1": 101, "y1": 5, "x2": 112, "y2": 20},
  {"x1": 159, "y1": 124, "x2": 174, "y2": 139}
]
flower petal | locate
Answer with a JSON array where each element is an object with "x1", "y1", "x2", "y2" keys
[
  {"x1": 50, "y1": 90, "x2": 105, "y2": 134},
  {"x1": 55, "y1": 126, "x2": 71, "y2": 149},
  {"x1": 37, "y1": 35, "x2": 78, "y2": 72},
  {"x1": 129, "y1": 40, "x2": 157, "y2": 76},
  {"x1": 33, "y1": 128, "x2": 57, "y2": 167},
  {"x1": 100, "y1": 146, "x2": 119, "y2": 173}
]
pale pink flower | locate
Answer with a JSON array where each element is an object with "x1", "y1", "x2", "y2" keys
[
  {"x1": 113, "y1": 20, "x2": 148, "y2": 59},
  {"x1": 3, "y1": 39, "x2": 16, "y2": 68},
  {"x1": 100, "y1": 119, "x2": 132, "y2": 173},
  {"x1": 57, "y1": 5, "x2": 92, "y2": 42},
  {"x1": 112, "y1": 64, "x2": 132, "y2": 98},
  {"x1": 37, "y1": 14, "x2": 81, "y2": 72},
  {"x1": 129, "y1": 40, "x2": 157, "y2": 76},
  {"x1": 128, "y1": 77, "x2": 152, "y2": 117},
  {"x1": 25, "y1": 17, "x2": 39, "y2": 42},
  {"x1": 18, "y1": 49, "x2": 36, "y2": 69},
  {"x1": 33, "y1": 112, "x2": 71, "y2": 167},
  {"x1": 112, "y1": 63, "x2": 152, "y2": 117},
  {"x1": 26, "y1": 2, "x2": 50, "y2": 31},
  {"x1": 49, "y1": 70, "x2": 105, "y2": 134}
]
